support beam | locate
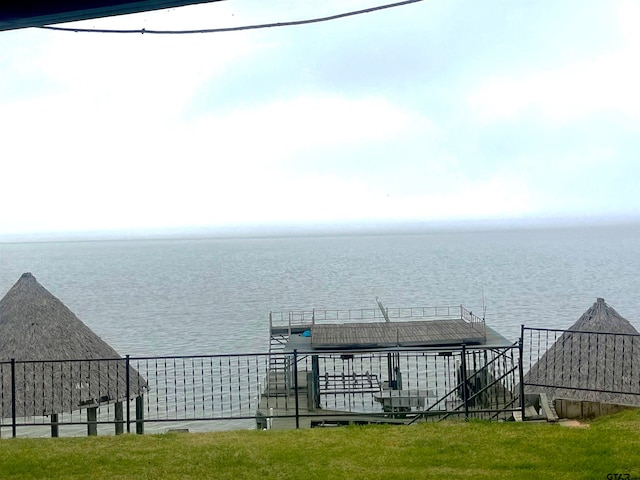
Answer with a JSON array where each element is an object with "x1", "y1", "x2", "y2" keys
[
  {"x1": 51, "y1": 413, "x2": 59, "y2": 438},
  {"x1": 115, "y1": 402, "x2": 124, "y2": 435},
  {"x1": 87, "y1": 407, "x2": 98, "y2": 436}
]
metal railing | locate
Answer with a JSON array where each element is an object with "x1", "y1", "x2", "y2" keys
[
  {"x1": 270, "y1": 305, "x2": 485, "y2": 329},
  {"x1": 460, "y1": 306, "x2": 486, "y2": 334},
  {"x1": 0, "y1": 344, "x2": 522, "y2": 438},
  {"x1": 5, "y1": 325, "x2": 639, "y2": 437},
  {"x1": 521, "y1": 326, "x2": 640, "y2": 404},
  {"x1": 0, "y1": 356, "x2": 145, "y2": 438}
]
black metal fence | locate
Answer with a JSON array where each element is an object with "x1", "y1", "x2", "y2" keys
[
  {"x1": 3, "y1": 327, "x2": 638, "y2": 437},
  {"x1": 0, "y1": 344, "x2": 523, "y2": 438},
  {"x1": 521, "y1": 326, "x2": 640, "y2": 404}
]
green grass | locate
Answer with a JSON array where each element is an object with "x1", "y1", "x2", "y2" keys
[{"x1": 1, "y1": 410, "x2": 639, "y2": 479}]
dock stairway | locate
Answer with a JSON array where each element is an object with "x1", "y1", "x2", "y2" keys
[
  {"x1": 267, "y1": 332, "x2": 290, "y2": 397},
  {"x1": 266, "y1": 311, "x2": 314, "y2": 397}
]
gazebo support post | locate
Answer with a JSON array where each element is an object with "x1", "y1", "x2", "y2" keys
[
  {"x1": 115, "y1": 402, "x2": 124, "y2": 435},
  {"x1": 87, "y1": 407, "x2": 98, "y2": 436},
  {"x1": 51, "y1": 414, "x2": 59, "y2": 438},
  {"x1": 135, "y1": 396, "x2": 144, "y2": 434}
]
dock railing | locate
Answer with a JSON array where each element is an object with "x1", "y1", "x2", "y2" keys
[
  {"x1": 269, "y1": 311, "x2": 315, "y2": 334},
  {"x1": 460, "y1": 306, "x2": 486, "y2": 335},
  {"x1": 270, "y1": 305, "x2": 485, "y2": 329},
  {"x1": 270, "y1": 306, "x2": 486, "y2": 349}
]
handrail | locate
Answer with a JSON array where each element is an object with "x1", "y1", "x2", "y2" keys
[
  {"x1": 460, "y1": 306, "x2": 486, "y2": 334},
  {"x1": 269, "y1": 305, "x2": 480, "y2": 328}
]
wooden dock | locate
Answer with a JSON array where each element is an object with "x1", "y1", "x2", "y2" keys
[
  {"x1": 268, "y1": 305, "x2": 489, "y2": 353},
  {"x1": 311, "y1": 319, "x2": 486, "y2": 348},
  {"x1": 258, "y1": 305, "x2": 516, "y2": 430}
]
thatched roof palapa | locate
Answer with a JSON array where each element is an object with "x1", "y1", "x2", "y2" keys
[
  {"x1": 524, "y1": 298, "x2": 640, "y2": 405},
  {"x1": 0, "y1": 273, "x2": 146, "y2": 418}
]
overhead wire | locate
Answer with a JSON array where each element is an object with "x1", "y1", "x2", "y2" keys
[{"x1": 37, "y1": 0, "x2": 424, "y2": 34}]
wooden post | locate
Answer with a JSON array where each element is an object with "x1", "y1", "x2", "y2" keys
[
  {"x1": 135, "y1": 396, "x2": 144, "y2": 434},
  {"x1": 114, "y1": 402, "x2": 124, "y2": 435},
  {"x1": 87, "y1": 407, "x2": 98, "y2": 436},
  {"x1": 51, "y1": 413, "x2": 59, "y2": 438}
]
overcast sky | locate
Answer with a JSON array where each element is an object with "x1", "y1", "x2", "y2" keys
[{"x1": 1, "y1": 0, "x2": 639, "y2": 237}]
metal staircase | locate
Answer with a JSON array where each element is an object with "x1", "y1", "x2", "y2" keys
[
  {"x1": 266, "y1": 311, "x2": 313, "y2": 397},
  {"x1": 267, "y1": 329, "x2": 290, "y2": 397}
]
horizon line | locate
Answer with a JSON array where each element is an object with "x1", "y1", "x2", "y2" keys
[{"x1": 1, "y1": 215, "x2": 639, "y2": 244}]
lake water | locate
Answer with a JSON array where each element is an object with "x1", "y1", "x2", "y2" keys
[{"x1": 1, "y1": 223, "x2": 639, "y2": 357}]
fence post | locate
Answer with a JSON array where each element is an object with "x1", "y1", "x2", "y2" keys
[
  {"x1": 135, "y1": 396, "x2": 144, "y2": 434},
  {"x1": 293, "y1": 349, "x2": 300, "y2": 429},
  {"x1": 461, "y1": 345, "x2": 469, "y2": 420},
  {"x1": 11, "y1": 358, "x2": 17, "y2": 438},
  {"x1": 519, "y1": 325, "x2": 525, "y2": 421},
  {"x1": 125, "y1": 355, "x2": 131, "y2": 434},
  {"x1": 51, "y1": 413, "x2": 59, "y2": 438}
]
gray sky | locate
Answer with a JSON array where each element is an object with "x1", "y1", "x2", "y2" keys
[{"x1": 1, "y1": 0, "x2": 639, "y2": 236}]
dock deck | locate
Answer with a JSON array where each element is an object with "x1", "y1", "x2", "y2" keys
[
  {"x1": 269, "y1": 304, "x2": 491, "y2": 351},
  {"x1": 311, "y1": 319, "x2": 486, "y2": 348}
]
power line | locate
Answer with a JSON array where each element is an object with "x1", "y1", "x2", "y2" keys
[{"x1": 38, "y1": 0, "x2": 424, "y2": 34}]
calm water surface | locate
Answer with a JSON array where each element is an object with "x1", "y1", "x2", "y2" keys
[{"x1": 1, "y1": 224, "x2": 639, "y2": 357}]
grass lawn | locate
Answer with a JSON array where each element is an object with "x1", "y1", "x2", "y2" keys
[{"x1": 1, "y1": 409, "x2": 639, "y2": 479}]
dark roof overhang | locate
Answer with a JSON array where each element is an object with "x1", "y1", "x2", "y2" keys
[{"x1": 0, "y1": 0, "x2": 222, "y2": 31}]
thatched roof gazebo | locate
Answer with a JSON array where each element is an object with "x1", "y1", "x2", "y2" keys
[
  {"x1": 524, "y1": 298, "x2": 640, "y2": 406},
  {"x1": 0, "y1": 273, "x2": 146, "y2": 423}
]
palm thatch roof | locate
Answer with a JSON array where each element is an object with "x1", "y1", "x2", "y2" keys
[
  {"x1": 524, "y1": 298, "x2": 640, "y2": 405},
  {"x1": 0, "y1": 273, "x2": 146, "y2": 418}
]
